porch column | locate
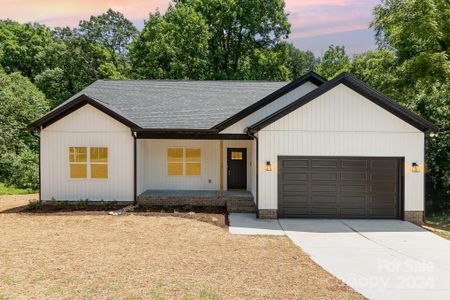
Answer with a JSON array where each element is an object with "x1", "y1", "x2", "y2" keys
[{"x1": 220, "y1": 140, "x2": 224, "y2": 194}]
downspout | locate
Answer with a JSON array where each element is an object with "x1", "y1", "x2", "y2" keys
[
  {"x1": 132, "y1": 130, "x2": 137, "y2": 205},
  {"x1": 246, "y1": 129, "x2": 258, "y2": 217},
  {"x1": 39, "y1": 127, "x2": 42, "y2": 202}
]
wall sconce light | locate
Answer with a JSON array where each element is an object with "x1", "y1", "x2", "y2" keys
[
  {"x1": 411, "y1": 162, "x2": 420, "y2": 173},
  {"x1": 265, "y1": 161, "x2": 272, "y2": 171}
]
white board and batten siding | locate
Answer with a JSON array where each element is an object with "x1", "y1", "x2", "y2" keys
[
  {"x1": 40, "y1": 104, "x2": 134, "y2": 202},
  {"x1": 221, "y1": 81, "x2": 318, "y2": 134},
  {"x1": 137, "y1": 139, "x2": 256, "y2": 196},
  {"x1": 258, "y1": 84, "x2": 425, "y2": 211}
]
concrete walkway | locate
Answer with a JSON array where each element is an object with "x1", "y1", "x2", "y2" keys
[{"x1": 229, "y1": 214, "x2": 450, "y2": 299}]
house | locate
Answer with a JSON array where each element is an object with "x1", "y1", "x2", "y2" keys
[{"x1": 27, "y1": 72, "x2": 438, "y2": 224}]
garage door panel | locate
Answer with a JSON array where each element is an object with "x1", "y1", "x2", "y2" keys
[
  {"x1": 340, "y1": 209, "x2": 366, "y2": 217},
  {"x1": 311, "y1": 184, "x2": 337, "y2": 192},
  {"x1": 282, "y1": 184, "x2": 309, "y2": 192},
  {"x1": 310, "y1": 195, "x2": 338, "y2": 204},
  {"x1": 282, "y1": 159, "x2": 308, "y2": 168},
  {"x1": 311, "y1": 159, "x2": 338, "y2": 168},
  {"x1": 279, "y1": 156, "x2": 401, "y2": 219},
  {"x1": 282, "y1": 195, "x2": 308, "y2": 205},
  {"x1": 311, "y1": 172, "x2": 338, "y2": 181},
  {"x1": 282, "y1": 172, "x2": 308, "y2": 181},
  {"x1": 341, "y1": 172, "x2": 368, "y2": 181},
  {"x1": 370, "y1": 183, "x2": 397, "y2": 193},
  {"x1": 340, "y1": 196, "x2": 366, "y2": 207},
  {"x1": 310, "y1": 208, "x2": 338, "y2": 216},
  {"x1": 341, "y1": 184, "x2": 367, "y2": 192},
  {"x1": 341, "y1": 159, "x2": 368, "y2": 169},
  {"x1": 371, "y1": 159, "x2": 397, "y2": 170}
]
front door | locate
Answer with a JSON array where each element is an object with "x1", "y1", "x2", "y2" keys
[{"x1": 227, "y1": 148, "x2": 247, "y2": 189}]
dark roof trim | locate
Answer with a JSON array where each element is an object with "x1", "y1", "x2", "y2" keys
[
  {"x1": 247, "y1": 73, "x2": 439, "y2": 133},
  {"x1": 136, "y1": 132, "x2": 252, "y2": 140},
  {"x1": 212, "y1": 71, "x2": 327, "y2": 131},
  {"x1": 27, "y1": 94, "x2": 141, "y2": 130}
]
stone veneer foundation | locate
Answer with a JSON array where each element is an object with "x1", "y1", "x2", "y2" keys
[
  {"x1": 258, "y1": 209, "x2": 278, "y2": 219},
  {"x1": 404, "y1": 211, "x2": 424, "y2": 225}
]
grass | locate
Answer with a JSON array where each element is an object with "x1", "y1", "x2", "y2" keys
[
  {"x1": 424, "y1": 213, "x2": 450, "y2": 240},
  {"x1": 0, "y1": 182, "x2": 36, "y2": 195},
  {"x1": 0, "y1": 194, "x2": 362, "y2": 299}
]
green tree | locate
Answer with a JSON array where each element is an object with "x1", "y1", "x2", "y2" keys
[
  {"x1": 371, "y1": 0, "x2": 450, "y2": 212},
  {"x1": 0, "y1": 20, "x2": 65, "y2": 78},
  {"x1": 130, "y1": 4, "x2": 210, "y2": 79},
  {"x1": 78, "y1": 9, "x2": 138, "y2": 63},
  {"x1": 315, "y1": 45, "x2": 351, "y2": 79},
  {"x1": 180, "y1": 0, "x2": 291, "y2": 79},
  {"x1": 281, "y1": 42, "x2": 317, "y2": 79},
  {"x1": 0, "y1": 72, "x2": 49, "y2": 189}
]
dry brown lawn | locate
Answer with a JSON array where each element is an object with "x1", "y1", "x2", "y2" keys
[{"x1": 0, "y1": 195, "x2": 363, "y2": 300}]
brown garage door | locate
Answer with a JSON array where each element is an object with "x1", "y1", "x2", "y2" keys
[{"x1": 278, "y1": 156, "x2": 403, "y2": 218}]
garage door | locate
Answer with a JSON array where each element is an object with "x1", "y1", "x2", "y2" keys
[{"x1": 278, "y1": 157, "x2": 402, "y2": 218}]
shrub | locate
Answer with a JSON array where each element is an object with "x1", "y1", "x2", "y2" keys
[
  {"x1": 101, "y1": 200, "x2": 118, "y2": 210},
  {"x1": 182, "y1": 204, "x2": 194, "y2": 212},
  {"x1": 141, "y1": 203, "x2": 153, "y2": 212},
  {"x1": 163, "y1": 205, "x2": 173, "y2": 212},
  {"x1": 75, "y1": 199, "x2": 89, "y2": 210},
  {"x1": 51, "y1": 199, "x2": 69, "y2": 210},
  {"x1": 0, "y1": 148, "x2": 38, "y2": 190},
  {"x1": 27, "y1": 200, "x2": 41, "y2": 210}
]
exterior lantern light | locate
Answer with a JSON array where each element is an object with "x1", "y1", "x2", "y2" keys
[
  {"x1": 411, "y1": 162, "x2": 420, "y2": 173},
  {"x1": 265, "y1": 161, "x2": 272, "y2": 171}
]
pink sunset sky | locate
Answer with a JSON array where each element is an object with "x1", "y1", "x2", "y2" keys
[{"x1": 0, "y1": 0, "x2": 380, "y2": 55}]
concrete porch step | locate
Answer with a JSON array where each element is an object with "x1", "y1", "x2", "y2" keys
[
  {"x1": 227, "y1": 206, "x2": 256, "y2": 213},
  {"x1": 226, "y1": 198, "x2": 256, "y2": 213}
]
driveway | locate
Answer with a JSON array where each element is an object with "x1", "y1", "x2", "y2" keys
[{"x1": 229, "y1": 214, "x2": 450, "y2": 299}]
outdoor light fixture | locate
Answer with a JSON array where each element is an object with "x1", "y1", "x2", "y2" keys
[
  {"x1": 411, "y1": 162, "x2": 420, "y2": 173},
  {"x1": 265, "y1": 161, "x2": 272, "y2": 171},
  {"x1": 429, "y1": 132, "x2": 438, "y2": 138}
]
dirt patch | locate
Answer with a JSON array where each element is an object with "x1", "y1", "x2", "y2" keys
[{"x1": 0, "y1": 196, "x2": 363, "y2": 299}]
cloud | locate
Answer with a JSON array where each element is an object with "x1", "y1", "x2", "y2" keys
[{"x1": 0, "y1": 0, "x2": 169, "y2": 27}]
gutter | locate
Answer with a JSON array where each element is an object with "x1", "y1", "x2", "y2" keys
[{"x1": 245, "y1": 128, "x2": 259, "y2": 216}]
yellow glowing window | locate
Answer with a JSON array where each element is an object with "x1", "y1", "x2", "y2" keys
[
  {"x1": 90, "y1": 147, "x2": 108, "y2": 178},
  {"x1": 186, "y1": 148, "x2": 201, "y2": 176},
  {"x1": 168, "y1": 148, "x2": 183, "y2": 176},
  {"x1": 231, "y1": 151, "x2": 243, "y2": 160},
  {"x1": 69, "y1": 147, "x2": 87, "y2": 178},
  {"x1": 167, "y1": 148, "x2": 201, "y2": 176}
]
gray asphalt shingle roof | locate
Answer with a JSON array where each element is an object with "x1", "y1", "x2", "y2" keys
[{"x1": 64, "y1": 80, "x2": 288, "y2": 129}]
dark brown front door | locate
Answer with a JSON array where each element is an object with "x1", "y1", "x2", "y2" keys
[
  {"x1": 227, "y1": 148, "x2": 247, "y2": 189},
  {"x1": 278, "y1": 156, "x2": 402, "y2": 218}
]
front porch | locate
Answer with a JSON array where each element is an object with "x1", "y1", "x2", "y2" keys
[{"x1": 137, "y1": 189, "x2": 256, "y2": 213}]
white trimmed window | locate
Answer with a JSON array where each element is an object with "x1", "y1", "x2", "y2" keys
[
  {"x1": 69, "y1": 147, "x2": 108, "y2": 179},
  {"x1": 167, "y1": 148, "x2": 201, "y2": 176}
]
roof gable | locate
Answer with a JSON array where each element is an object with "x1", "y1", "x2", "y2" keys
[
  {"x1": 213, "y1": 71, "x2": 327, "y2": 131},
  {"x1": 27, "y1": 94, "x2": 139, "y2": 130},
  {"x1": 247, "y1": 73, "x2": 438, "y2": 133}
]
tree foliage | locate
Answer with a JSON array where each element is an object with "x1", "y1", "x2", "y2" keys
[
  {"x1": 0, "y1": 72, "x2": 48, "y2": 189},
  {"x1": 78, "y1": 9, "x2": 138, "y2": 63},
  {"x1": 131, "y1": 0, "x2": 291, "y2": 80}
]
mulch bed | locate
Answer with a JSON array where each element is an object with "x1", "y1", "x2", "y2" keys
[{"x1": 18, "y1": 203, "x2": 228, "y2": 228}]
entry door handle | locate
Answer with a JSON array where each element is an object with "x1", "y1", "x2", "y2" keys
[{"x1": 227, "y1": 167, "x2": 231, "y2": 176}]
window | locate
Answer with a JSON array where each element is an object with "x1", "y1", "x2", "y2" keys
[
  {"x1": 90, "y1": 147, "x2": 108, "y2": 179},
  {"x1": 168, "y1": 148, "x2": 183, "y2": 176},
  {"x1": 69, "y1": 147, "x2": 87, "y2": 178},
  {"x1": 231, "y1": 151, "x2": 243, "y2": 160},
  {"x1": 168, "y1": 148, "x2": 201, "y2": 176},
  {"x1": 69, "y1": 147, "x2": 108, "y2": 179}
]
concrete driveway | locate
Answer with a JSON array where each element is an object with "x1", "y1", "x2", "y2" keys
[{"x1": 229, "y1": 214, "x2": 450, "y2": 299}]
